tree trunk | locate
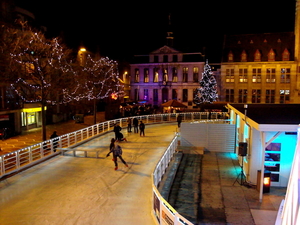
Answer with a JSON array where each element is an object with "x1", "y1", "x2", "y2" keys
[
  {"x1": 93, "y1": 98, "x2": 97, "y2": 124},
  {"x1": 41, "y1": 101, "x2": 47, "y2": 141}
]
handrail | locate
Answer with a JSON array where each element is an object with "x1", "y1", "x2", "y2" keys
[{"x1": 0, "y1": 112, "x2": 227, "y2": 179}]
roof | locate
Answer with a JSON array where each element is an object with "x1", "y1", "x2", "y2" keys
[
  {"x1": 222, "y1": 32, "x2": 295, "y2": 62},
  {"x1": 229, "y1": 104, "x2": 300, "y2": 125}
]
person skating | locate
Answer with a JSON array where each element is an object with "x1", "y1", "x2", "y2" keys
[
  {"x1": 127, "y1": 117, "x2": 132, "y2": 132},
  {"x1": 133, "y1": 117, "x2": 139, "y2": 133},
  {"x1": 106, "y1": 143, "x2": 128, "y2": 170},
  {"x1": 113, "y1": 123, "x2": 122, "y2": 140},
  {"x1": 139, "y1": 121, "x2": 145, "y2": 136}
]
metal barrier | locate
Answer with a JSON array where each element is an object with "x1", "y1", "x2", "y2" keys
[{"x1": 0, "y1": 112, "x2": 226, "y2": 179}]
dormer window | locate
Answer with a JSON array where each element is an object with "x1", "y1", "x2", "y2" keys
[
  {"x1": 282, "y1": 48, "x2": 290, "y2": 61},
  {"x1": 241, "y1": 50, "x2": 247, "y2": 62},
  {"x1": 254, "y1": 49, "x2": 261, "y2": 62},
  {"x1": 228, "y1": 51, "x2": 233, "y2": 62},
  {"x1": 268, "y1": 49, "x2": 275, "y2": 61}
]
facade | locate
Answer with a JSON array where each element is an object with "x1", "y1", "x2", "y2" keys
[
  {"x1": 219, "y1": 0, "x2": 300, "y2": 104},
  {"x1": 129, "y1": 45, "x2": 205, "y2": 110}
]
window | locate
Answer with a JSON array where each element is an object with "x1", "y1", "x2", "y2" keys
[
  {"x1": 266, "y1": 89, "x2": 275, "y2": 103},
  {"x1": 252, "y1": 68, "x2": 261, "y2": 83},
  {"x1": 172, "y1": 89, "x2": 178, "y2": 100},
  {"x1": 241, "y1": 50, "x2": 247, "y2": 62},
  {"x1": 173, "y1": 55, "x2": 178, "y2": 62},
  {"x1": 225, "y1": 89, "x2": 234, "y2": 102},
  {"x1": 153, "y1": 89, "x2": 158, "y2": 102},
  {"x1": 280, "y1": 89, "x2": 290, "y2": 103},
  {"x1": 183, "y1": 67, "x2": 188, "y2": 82},
  {"x1": 268, "y1": 49, "x2": 275, "y2": 61},
  {"x1": 134, "y1": 69, "x2": 139, "y2": 83},
  {"x1": 280, "y1": 68, "x2": 290, "y2": 83},
  {"x1": 154, "y1": 56, "x2": 158, "y2": 63},
  {"x1": 163, "y1": 68, "x2": 168, "y2": 81},
  {"x1": 182, "y1": 89, "x2": 188, "y2": 102},
  {"x1": 144, "y1": 89, "x2": 149, "y2": 101},
  {"x1": 172, "y1": 67, "x2": 178, "y2": 82},
  {"x1": 252, "y1": 89, "x2": 261, "y2": 103},
  {"x1": 193, "y1": 67, "x2": 199, "y2": 82},
  {"x1": 266, "y1": 68, "x2": 276, "y2": 83},
  {"x1": 228, "y1": 51, "x2": 233, "y2": 62},
  {"x1": 282, "y1": 48, "x2": 290, "y2": 61},
  {"x1": 254, "y1": 49, "x2": 261, "y2": 61},
  {"x1": 134, "y1": 89, "x2": 139, "y2": 101},
  {"x1": 225, "y1": 69, "x2": 234, "y2": 82},
  {"x1": 163, "y1": 55, "x2": 168, "y2": 63},
  {"x1": 153, "y1": 68, "x2": 159, "y2": 82},
  {"x1": 239, "y1": 69, "x2": 248, "y2": 83},
  {"x1": 144, "y1": 68, "x2": 149, "y2": 83},
  {"x1": 238, "y1": 89, "x2": 247, "y2": 103}
]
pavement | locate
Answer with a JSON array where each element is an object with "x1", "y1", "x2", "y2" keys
[{"x1": 0, "y1": 113, "x2": 286, "y2": 225}]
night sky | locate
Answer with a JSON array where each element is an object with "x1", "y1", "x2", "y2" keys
[{"x1": 15, "y1": 1, "x2": 296, "y2": 62}]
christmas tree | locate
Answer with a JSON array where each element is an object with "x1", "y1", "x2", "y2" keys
[{"x1": 194, "y1": 60, "x2": 218, "y2": 104}]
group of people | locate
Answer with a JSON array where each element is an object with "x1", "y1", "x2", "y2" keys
[
  {"x1": 109, "y1": 119, "x2": 146, "y2": 170},
  {"x1": 126, "y1": 118, "x2": 145, "y2": 136}
]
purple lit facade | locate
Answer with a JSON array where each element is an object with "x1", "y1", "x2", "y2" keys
[{"x1": 129, "y1": 45, "x2": 206, "y2": 109}]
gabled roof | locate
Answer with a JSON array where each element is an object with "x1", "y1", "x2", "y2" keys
[{"x1": 150, "y1": 45, "x2": 181, "y2": 54}]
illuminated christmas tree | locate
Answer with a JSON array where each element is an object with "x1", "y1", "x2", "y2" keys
[{"x1": 194, "y1": 60, "x2": 218, "y2": 104}]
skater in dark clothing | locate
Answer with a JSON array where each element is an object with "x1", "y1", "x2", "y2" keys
[
  {"x1": 139, "y1": 121, "x2": 145, "y2": 136},
  {"x1": 133, "y1": 118, "x2": 139, "y2": 133},
  {"x1": 127, "y1": 117, "x2": 132, "y2": 132},
  {"x1": 177, "y1": 115, "x2": 183, "y2": 128},
  {"x1": 116, "y1": 132, "x2": 128, "y2": 142},
  {"x1": 50, "y1": 131, "x2": 59, "y2": 152},
  {"x1": 106, "y1": 143, "x2": 128, "y2": 170},
  {"x1": 113, "y1": 123, "x2": 122, "y2": 140}
]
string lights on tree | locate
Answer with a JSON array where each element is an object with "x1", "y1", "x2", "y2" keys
[{"x1": 194, "y1": 60, "x2": 218, "y2": 104}]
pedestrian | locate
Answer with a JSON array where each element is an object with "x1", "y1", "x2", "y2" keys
[
  {"x1": 50, "y1": 131, "x2": 59, "y2": 152},
  {"x1": 127, "y1": 117, "x2": 132, "y2": 132},
  {"x1": 139, "y1": 121, "x2": 145, "y2": 136},
  {"x1": 177, "y1": 114, "x2": 183, "y2": 128},
  {"x1": 133, "y1": 117, "x2": 139, "y2": 133},
  {"x1": 113, "y1": 123, "x2": 122, "y2": 140},
  {"x1": 106, "y1": 143, "x2": 128, "y2": 170}
]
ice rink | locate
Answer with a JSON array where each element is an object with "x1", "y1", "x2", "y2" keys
[{"x1": 0, "y1": 123, "x2": 177, "y2": 225}]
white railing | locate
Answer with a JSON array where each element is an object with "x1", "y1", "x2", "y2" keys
[
  {"x1": 0, "y1": 112, "x2": 223, "y2": 179},
  {"x1": 275, "y1": 125, "x2": 300, "y2": 225},
  {"x1": 152, "y1": 134, "x2": 194, "y2": 225}
]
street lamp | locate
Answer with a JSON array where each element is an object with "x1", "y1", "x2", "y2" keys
[{"x1": 78, "y1": 47, "x2": 87, "y2": 66}]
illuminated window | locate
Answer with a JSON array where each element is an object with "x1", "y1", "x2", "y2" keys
[
  {"x1": 144, "y1": 89, "x2": 149, "y2": 100},
  {"x1": 144, "y1": 68, "x2": 149, "y2": 83},
  {"x1": 241, "y1": 50, "x2": 247, "y2": 62},
  {"x1": 225, "y1": 69, "x2": 234, "y2": 82},
  {"x1": 163, "y1": 68, "x2": 168, "y2": 81},
  {"x1": 182, "y1": 67, "x2": 188, "y2": 82},
  {"x1": 238, "y1": 89, "x2": 247, "y2": 103},
  {"x1": 280, "y1": 68, "x2": 290, "y2": 83},
  {"x1": 239, "y1": 69, "x2": 248, "y2": 82},
  {"x1": 153, "y1": 68, "x2": 159, "y2": 82},
  {"x1": 172, "y1": 67, "x2": 178, "y2": 82},
  {"x1": 254, "y1": 49, "x2": 261, "y2": 61},
  {"x1": 266, "y1": 89, "x2": 275, "y2": 103},
  {"x1": 225, "y1": 89, "x2": 234, "y2": 102},
  {"x1": 134, "y1": 69, "x2": 139, "y2": 83},
  {"x1": 282, "y1": 48, "x2": 290, "y2": 61},
  {"x1": 252, "y1": 68, "x2": 261, "y2": 83},
  {"x1": 252, "y1": 89, "x2": 261, "y2": 103},
  {"x1": 228, "y1": 51, "x2": 233, "y2": 62},
  {"x1": 280, "y1": 89, "x2": 290, "y2": 103},
  {"x1": 268, "y1": 49, "x2": 275, "y2": 61},
  {"x1": 193, "y1": 67, "x2": 199, "y2": 82},
  {"x1": 27, "y1": 112, "x2": 36, "y2": 125},
  {"x1": 266, "y1": 68, "x2": 276, "y2": 83}
]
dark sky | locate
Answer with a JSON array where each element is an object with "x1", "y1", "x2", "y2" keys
[{"x1": 16, "y1": 1, "x2": 296, "y2": 62}]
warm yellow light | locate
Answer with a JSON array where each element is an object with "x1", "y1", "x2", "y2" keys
[
  {"x1": 79, "y1": 48, "x2": 86, "y2": 52},
  {"x1": 22, "y1": 107, "x2": 47, "y2": 113}
]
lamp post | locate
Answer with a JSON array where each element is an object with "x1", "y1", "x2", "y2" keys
[{"x1": 78, "y1": 47, "x2": 87, "y2": 66}]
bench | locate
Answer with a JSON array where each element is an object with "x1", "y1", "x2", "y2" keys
[{"x1": 57, "y1": 148, "x2": 101, "y2": 158}]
